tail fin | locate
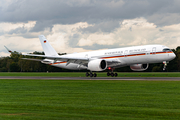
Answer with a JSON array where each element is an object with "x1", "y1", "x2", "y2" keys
[{"x1": 39, "y1": 35, "x2": 59, "y2": 56}]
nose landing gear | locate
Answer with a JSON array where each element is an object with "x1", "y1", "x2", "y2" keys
[{"x1": 163, "y1": 61, "x2": 168, "y2": 71}]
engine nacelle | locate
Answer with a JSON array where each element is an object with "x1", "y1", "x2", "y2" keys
[
  {"x1": 130, "y1": 64, "x2": 149, "y2": 71},
  {"x1": 87, "y1": 59, "x2": 107, "y2": 71}
]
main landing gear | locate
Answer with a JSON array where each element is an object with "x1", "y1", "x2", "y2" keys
[
  {"x1": 86, "y1": 72, "x2": 97, "y2": 77},
  {"x1": 107, "y1": 72, "x2": 118, "y2": 77},
  {"x1": 86, "y1": 67, "x2": 118, "y2": 77},
  {"x1": 107, "y1": 67, "x2": 118, "y2": 77}
]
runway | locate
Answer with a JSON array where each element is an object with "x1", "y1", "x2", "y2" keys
[{"x1": 0, "y1": 76, "x2": 180, "y2": 81}]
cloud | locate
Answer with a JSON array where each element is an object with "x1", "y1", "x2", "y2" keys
[
  {"x1": 147, "y1": 13, "x2": 180, "y2": 26},
  {"x1": 78, "y1": 33, "x2": 117, "y2": 46},
  {"x1": 1, "y1": 0, "x2": 180, "y2": 32},
  {"x1": 0, "y1": 21, "x2": 41, "y2": 54},
  {"x1": 0, "y1": 21, "x2": 36, "y2": 32},
  {"x1": 76, "y1": 18, "x2": 180, "y2": 49},
  {"x1": 0, "y1": 0, "x2": 180, "y2": 56},
  {"x1": 1, "y1": 17, "x2": 180, "y2": 57},
  {"x1": 80, "y1": 20, "x2": 121, "y2": 33}
]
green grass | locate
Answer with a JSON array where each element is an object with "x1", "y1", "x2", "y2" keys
[
  {"x1": 0, "y1": 80, "x2": 180, "y2": 119},
  {"x1": 0, "y1": 72, "x2": 179, "y2": 77}
]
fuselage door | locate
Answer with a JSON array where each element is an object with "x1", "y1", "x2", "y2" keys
[
  {"x1": 124, "y1": 50, "x2": 128, "y2": 57},
  {"x1": 152, "y1": 47, "x2": 156, "y2": 55}
]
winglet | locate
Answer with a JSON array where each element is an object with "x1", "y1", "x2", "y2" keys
[{"x1": 4, "y1": 46, "x2": 12, "y2": 53}]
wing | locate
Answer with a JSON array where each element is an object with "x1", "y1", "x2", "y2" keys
[
  {"x1": 5, "y1": 46, "x2": 121, "y2": 68},
  {"x1": 23, "y1": 53, "x2": 89, "y2": 66},
  {"x1": 105, "y1": 59, "x2": 121, "y2": 67},
  {"x1": 4, "y1": 45, "x2": 89, "y2": 66},
  {"x1": 23, "y1": 53, "x2": 121, "y2": 68}
]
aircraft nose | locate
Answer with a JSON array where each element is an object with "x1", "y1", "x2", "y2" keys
[{"x1": 170, "y1": 52, "x2": 176, "y2": 60}]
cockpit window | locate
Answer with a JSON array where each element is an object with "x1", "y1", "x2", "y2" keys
[{"x1": 163, "y1": 48, "x2": 172, "y2": 52}]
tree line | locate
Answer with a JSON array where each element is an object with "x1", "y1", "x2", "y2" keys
[{"x1": 0, "y1": 46, "x2": 180, "y2": 72}]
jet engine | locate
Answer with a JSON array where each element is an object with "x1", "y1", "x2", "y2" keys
[
  {"x1": 130, "y1": 64, "x2": 149, "y2": 71},
  {"x1": 87, "y1": 59, "x2": 107, "y2": 71}
]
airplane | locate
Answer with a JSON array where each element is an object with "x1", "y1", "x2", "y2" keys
[{"x1": 5, "y1": 35, "x2": 176, "y2": 77}]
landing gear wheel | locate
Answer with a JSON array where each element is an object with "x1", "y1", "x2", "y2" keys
[
  {"x1": 111, "y1": 73, "x2": 114, "y2": 77},
  {"x1": 90, "y1": 73, "x2": 94, "y2": 77},
  {"x1": 114, "y1": 73, "x2": 118, "y2": 77},
  {"x1": 107, "y1": 72, "x2": 110, "y2": 76},
  {"x1": 94, "y1": 73, "x2": 97, "y2": 77},
  {"x1": 88, "y1": 73, "x2": 97, "y2": 77},
  {"x1": 86, "y1": 72, "x2": 89, "y2": 77}
]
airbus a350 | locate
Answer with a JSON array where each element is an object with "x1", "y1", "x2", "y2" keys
[{"x1": 5, "y1": 35, "x2": 176, "y2": 77}]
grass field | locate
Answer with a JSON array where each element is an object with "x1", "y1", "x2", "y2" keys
[
  {"x1": 0, "y1": 72, "x2": 180, "y2": 77},
  {"x1": 0, "y1": 79, "x2": 180, "y2": 119}
]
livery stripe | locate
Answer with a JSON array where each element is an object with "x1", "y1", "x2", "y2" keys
[
  {"x1": 50, "y1": 61, "x2": 67, "y2": 65},
  {"x1": 49, "y1": 51, "x2": 173, "y2": 64},
  {"x1": 102, "y1": 51, "x2": 173, "y2": 59}
]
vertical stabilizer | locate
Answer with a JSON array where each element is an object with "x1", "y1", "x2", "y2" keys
[{"x1": 39, "y1": 35, "x2": 59, "y2": 56}]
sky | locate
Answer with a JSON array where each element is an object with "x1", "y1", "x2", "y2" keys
[{"x1": 0, "y1": 0, "x2": 180, "y2": 56}]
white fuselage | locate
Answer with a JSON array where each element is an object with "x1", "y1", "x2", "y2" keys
[{"x1": 48, "y1": 44, "x2": 176, "y2": 70}]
